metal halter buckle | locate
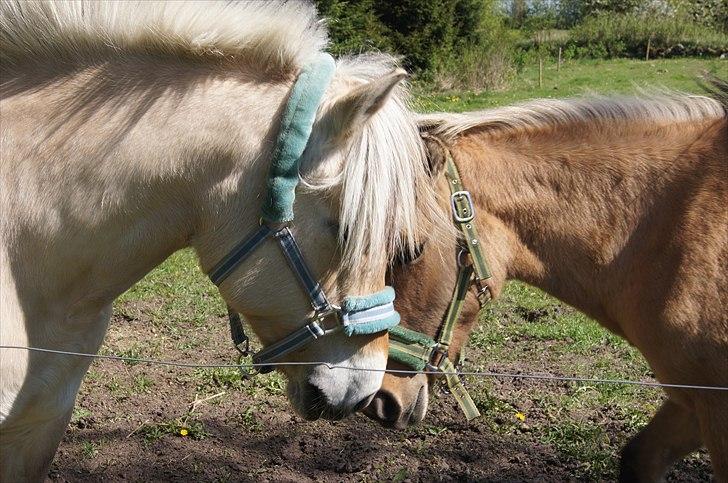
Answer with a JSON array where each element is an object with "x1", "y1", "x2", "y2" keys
[
  {"x1": 426, "y1": 344, "x2": 449, "y2": 372},
  {"x1": 474, "y1": 278, "x2": 494, "y2": 307},
  {"x1": 450, "y1": 190, "x2": 475, "y2": 223},
  {"x1": 312, "y1": 305, "x2": 343, "y2": 336}
]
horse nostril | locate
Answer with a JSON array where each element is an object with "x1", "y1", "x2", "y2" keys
[{"x1": 369, "y1": 391, "x2": 403, "y2": 423}]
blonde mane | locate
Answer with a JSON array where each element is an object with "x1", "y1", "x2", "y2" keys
[
  {"x1": 420, "y1": 91, "x2": 726, "y2": 141},
  {"x1": 0, "y1": 0, "x2": 436, "y2": 276},
  {"x1": 305, "y1": 54, "x2": 440, "y2": 274},
  {"x1": 0, "y1": 0, "x2": 327, "y2": 73}
]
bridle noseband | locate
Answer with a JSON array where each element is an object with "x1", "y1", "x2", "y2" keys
[
  {"x1": 388, "y1": 134, "x2": 495, "y2": 420},
  {"x1": 208, "y1": 53, "x2": 400, "y2": 373}
]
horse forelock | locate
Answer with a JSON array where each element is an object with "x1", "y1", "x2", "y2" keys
[
  {"x1": 0, "y1": 0, "x2": 327, "y2": 74},
  {"x1": 420, "y1": 90, "x2": 726, "y2": 142},
  {"x1": 304, "y1": 55, "x2": 446, "y2": 278}
]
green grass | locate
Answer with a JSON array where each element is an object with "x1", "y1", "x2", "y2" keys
[
  {"x1": 116, "y1": 249, "x2": 224, "y2": 326},
  {"x1": 80, "y1": 441, "x2": 99, "y2": 459},
  {"x1": 415, "y1": 57, "x2": 725, "y2": 112},
  {"x1": 464, "y1": 281, "x2": 661, "y2": 479}
]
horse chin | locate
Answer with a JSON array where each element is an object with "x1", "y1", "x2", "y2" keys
[{"x1": 286, "y1": 356, "x2": 384, "y2": 421}]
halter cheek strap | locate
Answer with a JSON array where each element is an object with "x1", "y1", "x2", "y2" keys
[{"x1": 388, "y1": 141, "x2": 493, "y2": 421}]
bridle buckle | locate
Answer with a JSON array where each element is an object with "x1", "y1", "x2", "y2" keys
[
  {"x1": 450, "y1": 190, "x2": 475, "y2": 223},
  {"x1": 426, "y1": 344, "x2": 449, "y2": 372},
  {"x1": 474, "y1": 277, "x2": 494, "y2": 307}
]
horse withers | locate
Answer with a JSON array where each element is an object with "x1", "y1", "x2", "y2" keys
[
  {"x1": 0, "y1": 1, "x2": 441, "y2": 480},
  {"x1": 367, "y1": 80, "x2": 728, "y2": 481}
]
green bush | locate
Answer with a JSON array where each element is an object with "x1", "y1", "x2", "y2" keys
[
  {"x1": 314, "y1": 0, "x2": 391, "y2": 55},
  {"x1": 569, "y1": 12, "x2": 728, "y2": 58},
  {"x1": 432, "y1": 38, "x2": 517, "y2": 91},
  {"x1": 671, "y1": 0, "x2": 728, "y2": 33},
  {"x1": 313, "y1": 0, "x2": 516, "y2": 89}
]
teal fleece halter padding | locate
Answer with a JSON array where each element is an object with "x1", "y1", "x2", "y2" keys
[
  {"x1": 341, "y1": 287, "x2": 400, "y2": 336},
  {"x1": 260, "y1": 53, "x2": 337, "y2": 224}
]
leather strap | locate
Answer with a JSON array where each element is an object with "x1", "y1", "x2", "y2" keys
[
  {"x1": 444, "y1": 153, "x2": 493, "y2": 302},
  {"x1": 275, "y1": 227, "x2": 331, "y2": 313},
  {"x1": 387, "y1": 137, "x2": 494, "y2": 421},
  {"x1": 209, "y1": 224, "x2": 272, "y2": 286}
]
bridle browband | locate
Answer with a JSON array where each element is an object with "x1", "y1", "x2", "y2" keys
[
  {"x1": 208, "y1": 53, "x2": 400, "y2": 373},
  {"x1": 388, "y1": 133, "x2": 495, "y2": 420}
]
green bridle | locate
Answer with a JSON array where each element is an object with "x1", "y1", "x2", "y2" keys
[{"x1": 388, "y1": 135, "x2": 495, "y2": 421}]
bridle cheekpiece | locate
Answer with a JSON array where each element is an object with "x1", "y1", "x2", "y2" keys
[{"x1": 388, "y1": 134, "x2": 495, "y2": 420}]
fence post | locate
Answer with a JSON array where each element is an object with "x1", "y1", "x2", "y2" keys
[
  {"x1": 645, "y1": 36, "x2": 651, "y2": 61},
  {"x1": 539, "y1": 56, "x2": 543, "y2": 88},
  {"x1": 557, "y1": 47, "x2": 562, "y2": 72}
]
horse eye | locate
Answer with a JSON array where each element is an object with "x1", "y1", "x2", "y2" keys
[
  {"x1": 326, "y1": 219, "x2": 350, "y2": 245},
  {"x1": 395, "y1": 242, "x2": 425, "y2": 266},
  {"x1": 326, "y1": 219, "x2": 340, "y2": 233}
]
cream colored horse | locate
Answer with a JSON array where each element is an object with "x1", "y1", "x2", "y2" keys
[
  {"x1": 371, "y1": 84, "x2": 727, "y2": 481},
  {"x1": 0, "y1": 2, "x2": 438, "y2": 480}
]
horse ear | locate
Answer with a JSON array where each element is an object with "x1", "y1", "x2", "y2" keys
[
  {"x1": 326, "y1": 69, "x2": 407, "y2": 138},
  {"x1": 421, "y1": 133, "x2": 447, "y2": 178}
]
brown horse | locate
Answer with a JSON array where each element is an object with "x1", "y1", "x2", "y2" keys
[{"x1": 365, "y1": 80, "x2": 728, "y2": 481}]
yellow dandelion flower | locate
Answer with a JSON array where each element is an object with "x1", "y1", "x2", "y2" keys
[
  {"x1": 515, "y1": 412, "x2": 526, "y2": 422},
  {"x1": 179, "y1": 428, "x2": 189, "y2": 437}
]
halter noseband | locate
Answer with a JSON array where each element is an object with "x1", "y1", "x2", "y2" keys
[
  {"x1": 388, "y1": 135, "x2": 494, "y2": 420},
  {"x1": 208, "y1": 53, "x2": 400, "y2": 372}
]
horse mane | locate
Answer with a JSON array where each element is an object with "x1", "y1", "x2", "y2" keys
[
  {"x1": 304, "y1": 54, "x2": 444, "y2": 274},
  {"x1": 0, "y1": 0, "x2": 327, "y2": 74},
  {"x1": 700, "y1": 74, "x2": 728, "y2": 110},
  {"x1": 420, "y1": 88, "x2": 726, "y2": 142},
  {"x1": 0, "y1": 1, "x2": 439, "y2": 275}
]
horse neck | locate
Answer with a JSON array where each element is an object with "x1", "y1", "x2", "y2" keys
[
  {"x1": 1, "y1": 61, "x2": 286, "y2": 315},
  {"x1": 453, "y1": 117, "x2": 721, "y2": 320}
]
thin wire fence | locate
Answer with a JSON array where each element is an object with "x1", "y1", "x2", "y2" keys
[{"x1": 2, "y1": 345, "x2": 727, "y2": 392}]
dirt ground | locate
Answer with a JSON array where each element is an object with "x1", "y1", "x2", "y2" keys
[{"x1": 49, "y1": 304, "x2": 712, "y2": 483}]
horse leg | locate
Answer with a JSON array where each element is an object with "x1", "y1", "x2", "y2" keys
[
  {"x1": 619, "y1": 398, "x2": 702, "y2": 482},
  {"x1": 0, "y1": 307, "x2": 111, "y2": 482},
  {"x1": 695, "y1": 392, "x2": 728, "y2": 482},
  {"x1": 0, "y1": 407, "x2": 75, "y2": 482}
]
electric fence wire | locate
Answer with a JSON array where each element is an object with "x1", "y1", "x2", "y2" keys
[{"x1": 2, "y1": 345, "x2": 727, "y2": 392}]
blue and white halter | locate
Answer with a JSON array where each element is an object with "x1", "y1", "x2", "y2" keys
[{"x1": 208, "y1": 53, "x2": 400, "y2": 371}]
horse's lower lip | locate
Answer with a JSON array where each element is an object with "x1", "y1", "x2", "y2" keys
[
  {"x1": 408, "y1": 385, "x2": 427, "y2": 424},
  {"x1": 353, "y1": 393, "x2": 376, "y2": 412}
]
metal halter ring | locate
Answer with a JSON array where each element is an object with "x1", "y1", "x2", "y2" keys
[
  {"x1": 456, "y1": 246, "x2": 470, "y2": 268},
  {"x1": 426, "y1": 344, "x2": 450, "y2": 372},
  {"x1": 311, "y1": 305, "x2": 343, "y2": 336},
  {"x1": 236, "y1": 353, "x2": 257, "y2": 379}
]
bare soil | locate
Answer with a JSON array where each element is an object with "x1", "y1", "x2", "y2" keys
[{"x1": 50, "y1": 308, "x2": 712, "y2": 482}]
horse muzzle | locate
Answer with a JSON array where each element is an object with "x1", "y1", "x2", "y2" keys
[{"x1": 362, "y1": 375, "x2": 428, "y2": 428}]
